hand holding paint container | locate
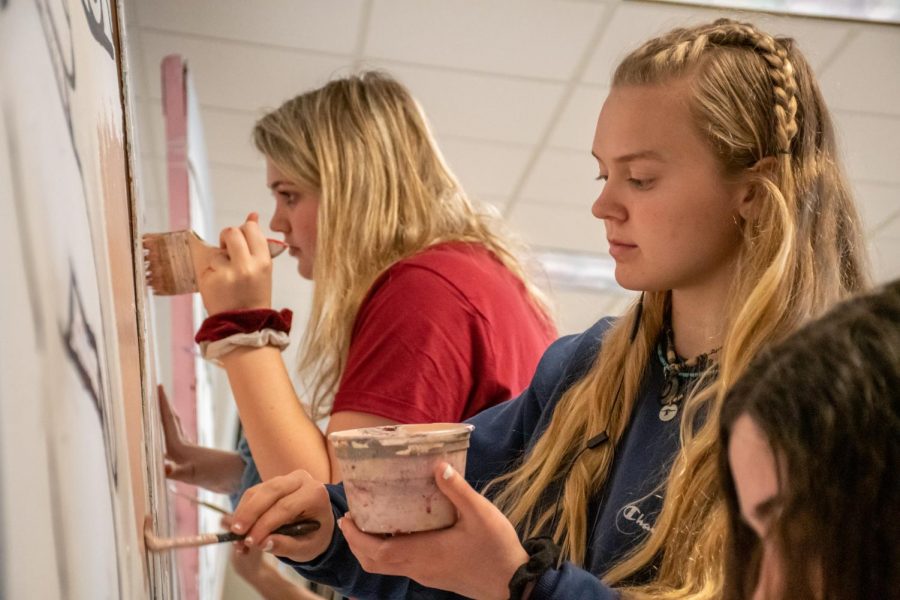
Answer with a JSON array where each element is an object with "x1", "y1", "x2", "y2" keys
[{"x1": 329, "y1": 423, "x2": 475, "y2": 534}]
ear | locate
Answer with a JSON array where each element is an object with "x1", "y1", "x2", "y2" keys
[{"x1": 735, "y1": 157, "x2": 777, "y2": 222}]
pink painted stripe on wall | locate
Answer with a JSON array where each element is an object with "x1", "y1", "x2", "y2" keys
[{"x1": 162, "y1": 53, "x2": 199, "y2": 600}]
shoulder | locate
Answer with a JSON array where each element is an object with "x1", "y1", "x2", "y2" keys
[
  {"x1": 366, "y1": 243, "x2": 480, "y2": 295},
  {"x1": 530, "y1": 317, "x2": 617, "y2": 397},
  {"x1": 348, "y1": 247, "x2": 491, "y2": 342},
  {"x1": 544, "y1": 317, "x2": 616, "y2": 365},
  {"x1": 358, "y1": 254, "x2": 478, "y2": 325},
  {"x1": 360, "y1": 242, "x2": 515, "y2": 317},
  {"x1": 399, "y1": 241, "x2": 495, "y2": 270},
  {"x1": 381, "y1": 242, "x2": 502, "y2": 292}
]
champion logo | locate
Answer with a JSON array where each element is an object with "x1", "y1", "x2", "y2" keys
[{"x1": 619, "y1": 504, "x2": 654, "y2": 534}]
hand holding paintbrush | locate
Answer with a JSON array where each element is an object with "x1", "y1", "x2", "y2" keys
[
  {"x1": 144, "y1": 515, "x2": 319, "y2": 551},
  {"x1": 145, "y1": 489, "x2": 321, "y2": 551},
  {"x1": 143, "y1": 214, "x2": 287, "y2": 297}
]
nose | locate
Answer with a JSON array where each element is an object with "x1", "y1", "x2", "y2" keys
[
  {"x1": 269, "y1": 204, "x2": 288, "y2": 234},
  {"x1": 591, "y1": 180, "x2": 625, "y2": 222}
]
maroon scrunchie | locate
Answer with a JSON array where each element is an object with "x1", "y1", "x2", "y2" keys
[{"x1": 194, "y1": 308, "x2": 293, "y2": 344}]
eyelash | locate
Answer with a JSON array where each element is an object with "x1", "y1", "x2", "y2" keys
[
  {"x1": 594, "y1": 175, "x2": 653, "y2": 190},
  {"x1": 629, "y1": 178, "x2": 652, "y2": 190},
  {"x1": 278, "y1": 191, "x2": 299, "y2": 204}
]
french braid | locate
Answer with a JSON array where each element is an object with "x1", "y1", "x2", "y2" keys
[{"x1": 637, "y1": 19, "x2": 800, "y2": 157}]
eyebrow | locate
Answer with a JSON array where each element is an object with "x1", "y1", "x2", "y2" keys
[
  {"x1": 268, "y1": 180, "x2": 292, "y2": 191},
  {"x1": 591, "y1": 149, "x2": 665, "y2": 164}
]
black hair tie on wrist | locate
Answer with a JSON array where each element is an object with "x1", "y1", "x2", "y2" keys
[{"x1": 508, "y1": 536, "x2": 562, "y2": 600}]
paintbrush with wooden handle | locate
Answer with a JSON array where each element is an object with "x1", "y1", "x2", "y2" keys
[
  {"x1": 167, "y1": 486, "x2": 231, "y2": 516},
  {"x1": 143, "y1": 515, "x2": 320, "y2": 551},
  {"x1": 142, "y1": 229, "x2": 287, "y2": 296}
]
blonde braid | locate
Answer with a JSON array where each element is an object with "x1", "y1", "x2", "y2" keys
[{"x1": 647, "y1": 20, "x2": 800, "y2": 156}]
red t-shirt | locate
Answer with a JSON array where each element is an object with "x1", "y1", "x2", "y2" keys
[{"x1": 331, "y1": 242, "x2": 556, "y2": 424}]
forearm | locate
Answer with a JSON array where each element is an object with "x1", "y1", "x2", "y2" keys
[
  {"x1": 247, "y1": 561, "x2": 322, "y2": 600},
  {"x1": 191, "y1": 447, "x2": 246, "y2": 494},
  {"x1": 221, "y1": 346, "x2": 330, "y2": 482}
]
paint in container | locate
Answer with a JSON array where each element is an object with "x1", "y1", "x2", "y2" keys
[{"x1": 329, "y1": 423, "x2": 475, "y2": 534}]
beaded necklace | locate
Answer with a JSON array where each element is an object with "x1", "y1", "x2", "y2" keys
[{"x1": 656, "y1": 325, "x2": 720, "y2": 422}]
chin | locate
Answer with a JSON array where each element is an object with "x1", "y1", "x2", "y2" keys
[
  {"x1": 613, "y1": 268, "x2": 648, "y2": 293},
  {"x1": 614, "y1": 265, "x2": 675, "y2": 294},
  {"x1": 297, "y1": 262, "x2": 314, "y2": 280}
]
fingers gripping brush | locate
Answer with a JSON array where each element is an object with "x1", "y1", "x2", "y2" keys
[
  {"x1": 143, "y1": 516, "x2": 320, "y2": 551},
  {"x1": 142, "y1": 230, "x2": 288, "y2": 296}
]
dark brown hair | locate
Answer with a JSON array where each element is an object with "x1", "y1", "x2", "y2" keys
[{"x1": 720, "y1": 279, "x2": 900, "y2": 599}]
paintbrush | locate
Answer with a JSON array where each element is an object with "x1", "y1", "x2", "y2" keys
[
  {"x1": 144, "y1": 516, "x2": 320, "y2": 551},
  {"x1": 142, "y1": 229, "x2": 288, "y2": 296},
  {"x1": 168, "y1": 487, "x2": 231, "y2": 516}
]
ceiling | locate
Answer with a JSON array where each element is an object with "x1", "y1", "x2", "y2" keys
[{"x1": 123, "y1": 0, "x2": 900, "y2": 335}]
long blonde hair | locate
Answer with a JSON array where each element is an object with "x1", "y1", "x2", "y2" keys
[
  {"x1": 253, "y1": 71, "x2": 551, "y2": 420},
  {"x1": 490, "y1": 19, "x2": 868, "y2": 599}
]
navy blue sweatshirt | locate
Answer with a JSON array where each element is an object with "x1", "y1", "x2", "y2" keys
[{"x1": 285, "y1": 317, "x2": 677, "y2": 599}]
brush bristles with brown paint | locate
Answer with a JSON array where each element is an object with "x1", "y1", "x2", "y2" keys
[
  {"x1": 144, "y1": 517, "x2": 320, "y2": 551},
  {"x1": 142, "y1": 229, "x2": 288, "y2": 296}
]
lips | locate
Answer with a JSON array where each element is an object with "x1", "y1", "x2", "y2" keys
[{"x1": 608, "y1": 239, "x2": 638, "y2": 259}]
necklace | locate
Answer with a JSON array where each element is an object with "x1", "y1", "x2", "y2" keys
[{"x1": 656, "y1": 326, "x2": 720, "y2": 422}]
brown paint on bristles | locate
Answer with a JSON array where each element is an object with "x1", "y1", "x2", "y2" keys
[
  {"x1": 143, "y1": 516, "x2": 229, "y2": 551},
  {"x1": 142, "y1": 229, "x2": 288, "y2": 296}
]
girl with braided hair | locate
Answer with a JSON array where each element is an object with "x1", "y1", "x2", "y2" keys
[{"x1": 225, "y1": 18, "x2": 870, "y2": 599}]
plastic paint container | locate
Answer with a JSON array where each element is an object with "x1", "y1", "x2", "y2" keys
[{"x1": 329, "y1": 423, "x2": 475, "y2": 534}]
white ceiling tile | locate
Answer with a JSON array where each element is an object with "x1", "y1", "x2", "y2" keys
[
  {"x1": 507, "y1": 201, "x2": 606, "y2": 254},
  {"x1": 140, "y1": 31, "x2": 349, "y2": 111},
  {"x1": 548, "y1": 84, "x2": 607, "y2": 150},
  {"x1": 819, "y1": 25, "x2": 900, "y2": 117},
  {"x1": 365, "y1": 0, "x2": 605, "y2": 79},
  {"x1": 852, "y1": 180, "x2": 900, "y2": 235},
  {"x1": 550, "y1": 288, "x2": 635, "y2": 336},
  {"x1": 438, "y1": 138, "x2": 533, "y2": 198},
  {"x1": 868, "y1": 236, "x2": 900, "y2": 283},
  {"x1": 751, "y1": 13, "x2": 852, "y2": 72},
  {"x1": 833, "y1": 111, "x2": 900, "y2": 185},
  {"x1": 201, "y1": 109, "x2": 264, "y2": 168},
  {"x1": 519, "y1": 148, "x2": 600, "y2": 207},
  {"x1": 582, "y1": 1, "x2": 722, "y2": 85},
  {"x1": 478, "y1": 195, "x2": 511, "y2": 214},
  {"x1": 379, "y1": 63, "x2": 566, "y2": 144},
  {"x1": 873, "y1": 218, "x2": 900, "y2": 240},
  {"x1": 136, "y1": 0, "x2": 364, "y2": 55},
  {"x1": 583, "y1": 2, "x2": 851, "y2": 84}
]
